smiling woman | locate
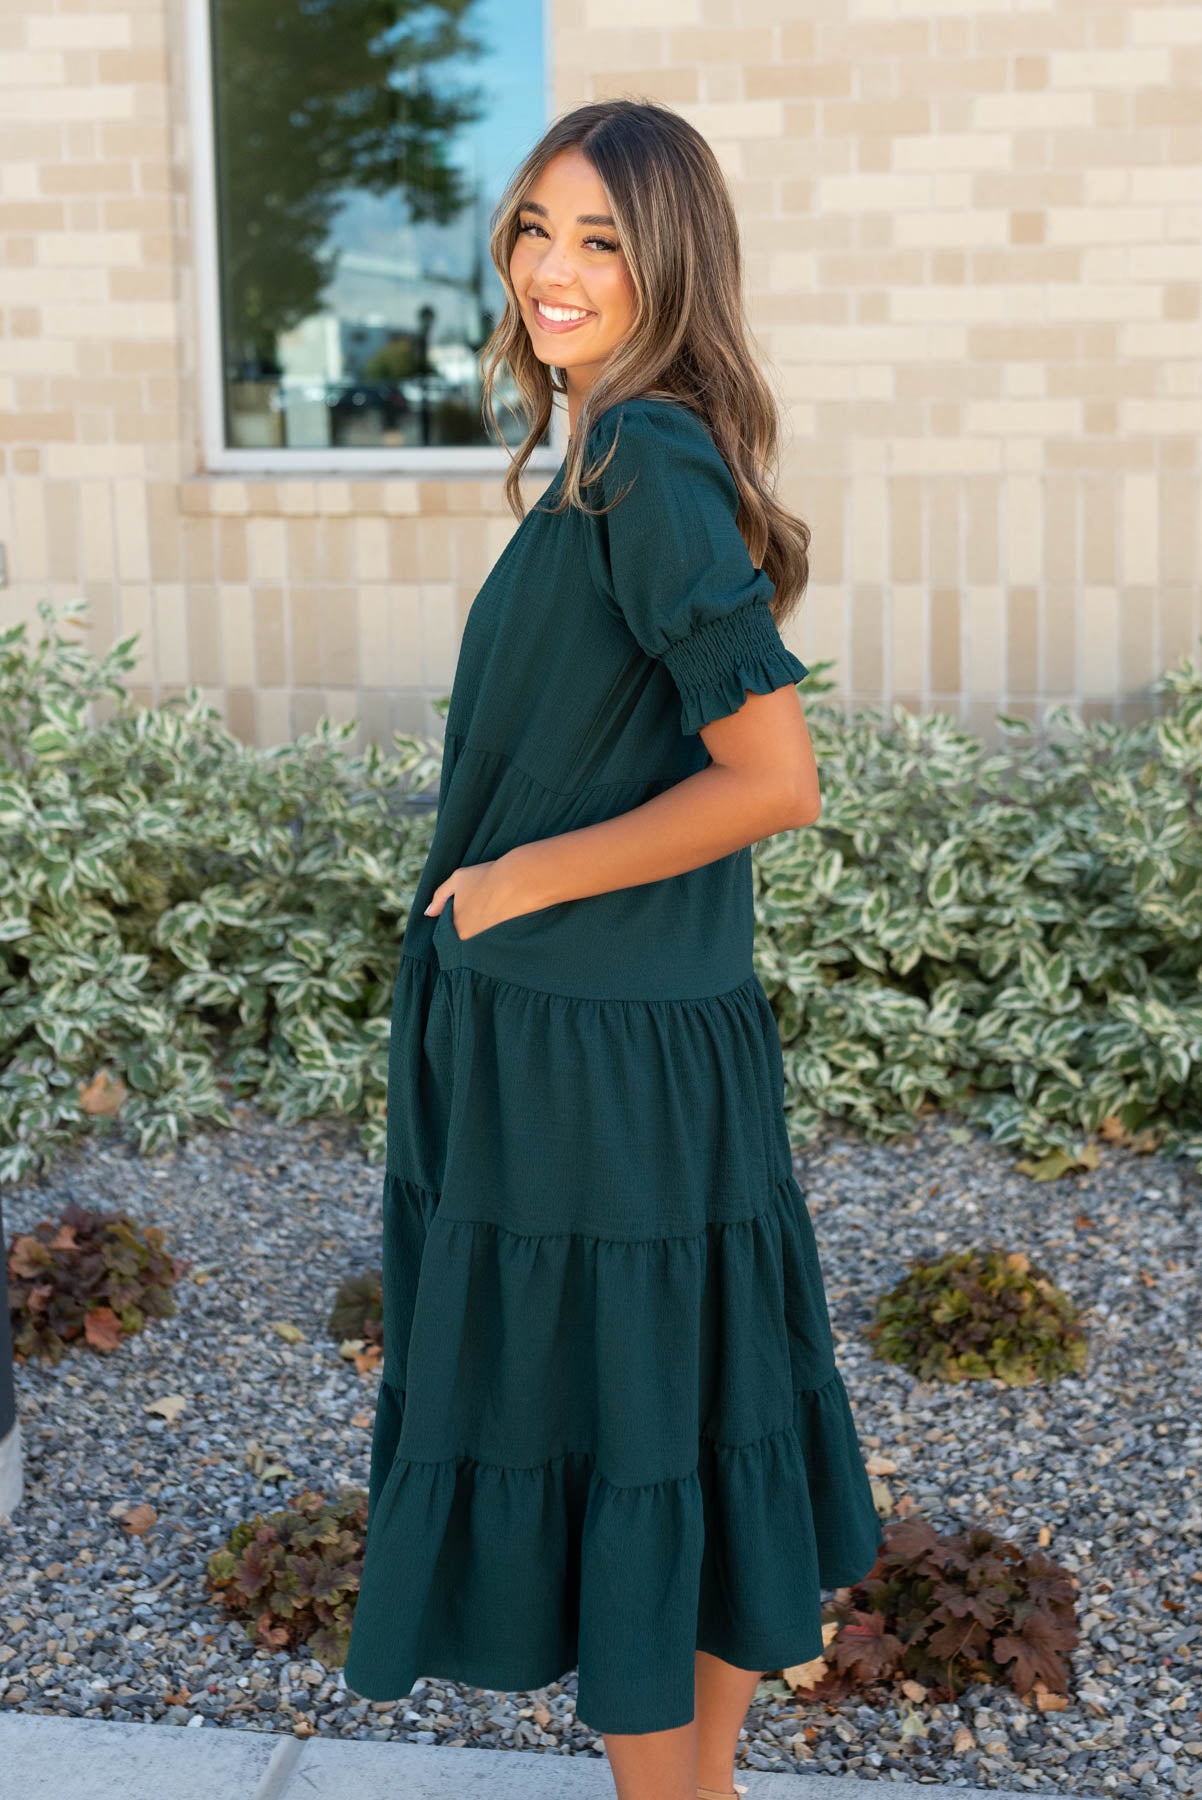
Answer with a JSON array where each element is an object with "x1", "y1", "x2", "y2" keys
[{"x1": 342, "y1": 97, "x2": 880, "y2": 1800}]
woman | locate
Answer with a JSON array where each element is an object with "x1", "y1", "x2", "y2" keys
[{"x1": 344, "y1": 97, "x2": 883, "y2": 1800}]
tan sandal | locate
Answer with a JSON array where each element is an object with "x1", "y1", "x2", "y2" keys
[{"x1": 697, "y1": 1784, "x2": 749, "y2": 1799}]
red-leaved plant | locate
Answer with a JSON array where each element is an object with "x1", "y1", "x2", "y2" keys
[
  {"x1": 7, "y1": 1200, "x2": 181, "y2": 1363},
  {"x1": 206, "y1": 1485, "x2": 368, "y2": 1668},
  {"x1": 797, "y1": 1516, "x2": 1080, "y2": 1704}
]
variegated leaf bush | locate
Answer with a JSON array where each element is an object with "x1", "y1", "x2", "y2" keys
[
  {"x1": 0, "y1": 597, "x2": 440, "y2": 1181},
  {"x1": 2, "y1": 596, "x2": 1200, "y2": 1185},
  {"x1": 753, "y1": 655, "x2": 1202, "y2": 1172}
]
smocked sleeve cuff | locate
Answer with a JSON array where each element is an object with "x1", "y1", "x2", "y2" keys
[{"x1": 659, "y1": 597, "x2": 810, "y2": 736}]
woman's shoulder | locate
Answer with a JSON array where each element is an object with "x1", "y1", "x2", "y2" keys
[
  {"x1": 584, "y1": 395, "x2": 734, "y2": 497},
  {"x1": 587, "y1": 392, "x2": 711, "y2": 447}
]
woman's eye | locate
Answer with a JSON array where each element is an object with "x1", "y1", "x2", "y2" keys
[{"x1": 516, "y1": 220, "x2": 618, "y2": 254}]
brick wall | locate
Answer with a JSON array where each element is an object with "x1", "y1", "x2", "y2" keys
[{"x1": 1, "y1": 0, "x2": 1199, "y2": 747}]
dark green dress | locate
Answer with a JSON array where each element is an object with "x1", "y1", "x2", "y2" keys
[{"x1": 343, "y1": 396, "x2": 882, "y2": 1735}]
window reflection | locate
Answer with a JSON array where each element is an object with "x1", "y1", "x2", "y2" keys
[{"x1": 208, "y1": 0, "x2": 544, "y2": 452}]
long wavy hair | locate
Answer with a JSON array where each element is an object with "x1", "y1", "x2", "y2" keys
[{"x1": 478, "y1": 97, "x2": 810, "y2": 626}]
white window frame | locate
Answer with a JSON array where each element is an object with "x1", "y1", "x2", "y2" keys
[{"x1": 184, "y1": 0, "x2": 562, "y2": 476}]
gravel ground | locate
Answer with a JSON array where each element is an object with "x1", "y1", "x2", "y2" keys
[{"x1": 1, "y1": 1102, "x2": 1199, "y2": 1796}]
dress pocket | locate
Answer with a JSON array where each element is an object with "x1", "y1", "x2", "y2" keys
[
  {"x1": 435, "y1": 887, "x2": 542, "y2": 954},
  {"x1": 438, "y1": 888, "x2": 515, "y2": 945}
]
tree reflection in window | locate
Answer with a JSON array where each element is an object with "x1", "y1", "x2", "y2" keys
[{"x1": 208, "y1": 0, "x2": 537, "y2": 451}]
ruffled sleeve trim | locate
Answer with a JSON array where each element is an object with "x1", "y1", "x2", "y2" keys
[{"x1": 660, "y1": 596, "x2": 810, "y2": 736}]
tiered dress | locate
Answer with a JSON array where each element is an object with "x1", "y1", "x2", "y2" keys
[{"x1": 343, "y1": 396, "x2": 882, "y2": 1735}]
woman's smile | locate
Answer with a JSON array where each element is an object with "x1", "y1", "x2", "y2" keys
[{"x1": 532, "y1": 297, "x2": 595, "y2": 333}]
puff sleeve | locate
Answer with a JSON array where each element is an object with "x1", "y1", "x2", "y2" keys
[{"x1": 587, "y1": 401, "x2": 809, "y2": 736}]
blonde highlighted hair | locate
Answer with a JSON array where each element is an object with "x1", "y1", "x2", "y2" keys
[{"x1": 479, "y1": 96, "x2": 810, "y2": 627}]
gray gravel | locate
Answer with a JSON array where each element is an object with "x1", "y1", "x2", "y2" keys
[{"x1": 1, "y1": 1102, "x2": 1199, "y2": 1796}]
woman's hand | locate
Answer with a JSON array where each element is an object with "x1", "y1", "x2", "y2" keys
[{"x1": 423, "y1": 858, "x2": 540, "y2": 941}]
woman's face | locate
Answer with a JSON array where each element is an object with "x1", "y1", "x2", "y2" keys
[{"x1": 509, "y1": 148, "x2": 636, "y2": 408}]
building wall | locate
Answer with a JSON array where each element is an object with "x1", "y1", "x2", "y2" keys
[{"x1": 1, "y1": 0, "x2": 1199, "y2": 749}]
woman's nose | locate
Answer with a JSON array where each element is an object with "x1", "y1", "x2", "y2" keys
[{"x1": 538, "y1": 247, "x2": 578, "y2": 283}]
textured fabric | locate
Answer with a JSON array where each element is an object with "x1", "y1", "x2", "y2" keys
[
  {"x1": 343, "y1": 396, "x2": 883, "y2": 1735},
  {"x1": 591, "y1": 402, "x2": 806, "y2": 737}
]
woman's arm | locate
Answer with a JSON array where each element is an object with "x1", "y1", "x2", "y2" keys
[{"x1": 426, "y1": 683, "x2": 818, "y2": 933}]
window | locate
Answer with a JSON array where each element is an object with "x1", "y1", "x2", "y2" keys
[{"x1": 189, "y1": 0, "x2": 552, "y2": 471}]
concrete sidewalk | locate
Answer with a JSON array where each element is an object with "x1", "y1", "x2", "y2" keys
[{"x1": 1, "y1": 1712, "x2": 1106, "y2": 1800}]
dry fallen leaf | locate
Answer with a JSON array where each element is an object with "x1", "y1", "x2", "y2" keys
[
  {"x1": 865, "y1": 1452, "x2": 898, "y2": 1476},
  {"x1": 1098, "y1": 1115, "x2": 1162, "y2": 1154},
  {"x1": 145, "y1": 1394, "x2": 188, "y2": 1422},
  {"x1": 1016, "y1": 1150, "x2": 1076, "y2": 1181},
  {"x1": 78, "y1": 1068, "x2": 127, "y2": 1118},
  {"x1": 121, "y1": 1503, "x2": 158, "y2": 1536},
  {"x1": 1018, "y1": 1141, "x2": 1101, "y2": 1179},
  {"x1": 900, "y1": 1678, "x2": 927, "y2": 1702},
  {"x1": 782, "y1": 1654, "x2": 828, "y2": 1692},
  {"x1": 270, "y1": 1320, "x2": 305, "y2": 1344},
  {"x1": 782, "y1": 1620, "x2": 839, "y2": 1693},
  {"x1": 953, "y1": 1726, "x2": 976, "y2": 1753}
]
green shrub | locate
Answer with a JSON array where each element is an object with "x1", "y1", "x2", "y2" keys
[
  {"x1": 206, "y1": 1485, "x2": 368, "y2": 1667},
  {"x1": 867, "y1": 1245, "x2": 1089, "y2": 1386},
  {"x1": 0, "y1": 597, "x2": 440, "y2": 1180},
  {"x1": 2, "y1": 595, "x2": 1201, "y2": 1183},
  {"x1": 795, "y1": 1515, "x2": 1080, "y2": 1704},
  {"x1": 758, "y1": 656, "x2": 1202, "y2": 1170},
  {"x1": 7, "y1": 1199, "x2": 180, "y2": 1363}
]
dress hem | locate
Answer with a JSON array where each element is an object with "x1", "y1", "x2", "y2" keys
[{"x1": 344, "y1": 1544, "x2": 884, "y2": 1736}]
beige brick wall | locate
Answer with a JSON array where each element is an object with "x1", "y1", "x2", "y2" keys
[{"x1": 1, "y1": 0, "x2": 1199, "y2": 748}]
